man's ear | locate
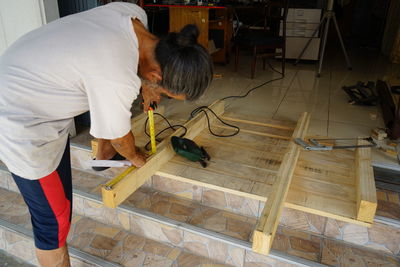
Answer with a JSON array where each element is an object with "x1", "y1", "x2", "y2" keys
[{"x1": 147, "y1": 70, "x2": 162, "y2": 84}]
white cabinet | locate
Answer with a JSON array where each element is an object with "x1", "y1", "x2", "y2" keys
[
  {"x1": 0, "y1": 0, "x2": 59, "y2": 55},
  {"x1": 282, "y1": 8, "x2": 322, "y2": 60}
]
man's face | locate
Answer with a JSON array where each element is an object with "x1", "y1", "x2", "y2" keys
[
  {"x1": 141, "y1": 79, "x2": 186, "y2": 100},
  {"x1": 158, "y1": 86, "x2": 186, "y2": 100},
  {"x1": 140, "y1": 79, "x2": 186, "y2": 111}
]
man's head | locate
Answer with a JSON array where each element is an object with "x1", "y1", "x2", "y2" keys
[
  {"x1": 137, "y1": 24, "x2": 213, "y2": 110},
  {"x1": 154, "y1": 24, "x2": 213, "y2": 101}
]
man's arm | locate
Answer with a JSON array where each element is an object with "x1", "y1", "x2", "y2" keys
[{"x1": 96, "y1": 131, "x2": 146, "y2": 167}]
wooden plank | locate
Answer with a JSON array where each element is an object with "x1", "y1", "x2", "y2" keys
[
  {"x1": 355, "y1": 139, "x2": 377, "y2": 223},
  {"x1": 290, "y1": 175, "x2": 356, "y2": 202},
  {"x1": 195, "y1": 132, "x2": 290, "y2": 154},
  {"x1": 221, "y1": 116, "x2": 295, "y2": 131},
  {"x1": 221, "y1": 112, "x2": 296, "y2": 130},
  {"x1": 157, "y1": 165, "x2": 261, "y2": 200},
  {"x1": 101, "y1": 101, "x2": 225, "y2": 208},
  {"x1": 284, "y1": 189, "x2": 370, "y2": 227},
  {"x1": 171, "y1": 155, "x2": 278, "y2": 185},
  {"x1": 212, "y1": 124, "x2": 292, "y2": 140},
  {"x1": 252, "y1": 112, "x2": 310, "y2": 255}
]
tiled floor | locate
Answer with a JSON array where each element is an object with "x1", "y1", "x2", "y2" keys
[
  {"x1": 124, "y1": 186, "x2": 256, "y2": 241},
  {"x1": 274, "y1": 226, "x2": 399, "y2": 266},
  {"x1": 72, "y1": 168, "x2": 257, "y2": 241},
  {"x1": 0, "y1": 186, "x2": 229, "y2": 266},
  {"x1": 376, "y1": 188, "x2": 400, "y2": 220},
  {"x1": 68, "y1": 216, "x2": 229, "y2": 267}
]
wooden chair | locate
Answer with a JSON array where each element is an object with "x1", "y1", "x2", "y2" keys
[{"x1": 234, "y1": 0, "x2": 288, "y2": 79}]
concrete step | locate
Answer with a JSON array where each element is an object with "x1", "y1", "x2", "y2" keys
[
  {"x1": 1, "y1": 183, "x2": 398, "y2": 267},
  {"x1": 0, "y1": 163, "x2": 322, "y2": 266},
  {"x1": 0, "y1": 187, "x2": 240, "y2": 267},
  {"x1": 1, "y1": 163, "x2": 399, "y2": 266}
]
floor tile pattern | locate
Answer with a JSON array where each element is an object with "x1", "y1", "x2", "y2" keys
[
  {"x1": 275, "y1": 226, "x2": 400, "y2": 267},
  {"x1": 124, "y1": 186, "x2": 256, "y2": 241},
  {"x1": 68, "y1": 216, "x2": 229, "y2": 267},
  {"x1": 376, "y1": 188, "x2": 400, "y2": 220}
]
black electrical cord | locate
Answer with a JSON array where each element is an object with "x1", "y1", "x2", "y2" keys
[
  {"x1": 142, "y1": 59, "x2": 284, "y2": 150},
  {"x1": 189, "y1": 106, "x2": 240, "y2": 137},
  {"x1": 220, "y1": 60, "x2": 284, "y2": 101},
  {"x1": 143, "y1": 112, "x2": 187, "y2": 151}
]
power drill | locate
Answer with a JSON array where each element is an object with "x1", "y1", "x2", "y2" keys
[{"x1": 171, "y1": 136, "x2": 210, "y2": 168}]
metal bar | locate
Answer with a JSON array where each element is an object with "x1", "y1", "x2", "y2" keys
[
  {"x1": 332, "y1": 14, "x2": 352, "y2": 70},
  {"x1": 317, "y1": 15, "x2": 331, "y2": 77}
]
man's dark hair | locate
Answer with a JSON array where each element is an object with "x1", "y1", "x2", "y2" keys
[{"x1": 155, "y1": 24, "x2": 213, "y2": 101}]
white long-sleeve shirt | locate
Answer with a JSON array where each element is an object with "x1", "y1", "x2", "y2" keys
[{"x1": 0, "y1": 3, "x2": 147, "y2": 179}]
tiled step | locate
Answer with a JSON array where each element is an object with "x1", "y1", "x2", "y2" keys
[
  {"x1": 273, "y1": 225, "x2": 400, "y2": 266},
  {"x1": 1, "y1": 183, "x2": 398, "y2": 267},
  {"x1": 0, "y1": 165, "x2": 320, "y2": 266},
  {"x1": 0, "y1": 187, "x2": 237, "y2": 267}
]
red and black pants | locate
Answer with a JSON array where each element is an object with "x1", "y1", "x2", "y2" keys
[{"x1": 11, "y1": 140, "x2": 72, "y2": 250}]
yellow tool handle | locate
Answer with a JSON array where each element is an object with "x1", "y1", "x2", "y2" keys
[{"x1": 148, "y1": 108, "x2": 157, "y2": 155}]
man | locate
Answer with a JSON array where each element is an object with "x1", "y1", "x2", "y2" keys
[{"x1": 0, "y1": 2, "x2": 213, "y2": 266}]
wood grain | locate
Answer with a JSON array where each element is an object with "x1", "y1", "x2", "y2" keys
[
  {"x1": 252, "y1": 112, "x2": 310, "y2": 255},
  {"x1": 355, "y1": 139, "x2": 377, "y2": 223}
]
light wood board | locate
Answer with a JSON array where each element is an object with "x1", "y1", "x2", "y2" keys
[
  {"x1": 252, "y1": 112, "x2": 310, "y2": 255},
  {"x1": 156, "y1": 120, "x2": 375, "y2": 228}
]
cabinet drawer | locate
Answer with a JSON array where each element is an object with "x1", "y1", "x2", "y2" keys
[
  {"x1": 284, "y1": 37, "x2": 321, "y2": 60},
  {"x1": 286, "y1": 22, "x2": 319, "y2": 31},
  {"x1": 283, "y1": 28, "x2": 319, "y2": 37}
]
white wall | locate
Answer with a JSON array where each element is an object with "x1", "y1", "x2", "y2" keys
[
  {"x1": 41, "y1": 0, "x2": 60, "y2": 23},
  {"x1": 0, "y1": 0, "x2": 59, "y2": 55}
]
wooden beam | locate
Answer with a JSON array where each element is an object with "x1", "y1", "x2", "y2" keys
[
  {"x1": 355, "y1": 139, "x2": 377, "y2": 223},
  {"x1": 252, "y1": 112, "x2": 310, "y2": 255},
  {"x1": 213, "y1": 125, "x2": 291, "y2": 140},
  {"x1": 101, "y1": 100, "x2": 225, "y2": 208},
  {"x1": 221, "y1": 116, "x2": 295, "y2": 131}
]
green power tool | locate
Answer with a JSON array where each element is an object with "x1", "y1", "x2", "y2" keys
[{"x1": 171, "y1": 136, "x2": 210, "y2": 168}]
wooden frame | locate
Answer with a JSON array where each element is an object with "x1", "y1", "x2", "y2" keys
[
  {"x1": 90, "y1": 103, "x2": 378, "y2": 256},
  {"x1": 355, "y1": 139, "x2": 377, "y2": 223},
  {"x1": 252, "y1": 112, "x2": 310, "y2": 255}
]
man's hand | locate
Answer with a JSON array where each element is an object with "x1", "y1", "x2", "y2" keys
[
  {"x1": 129, "y1": 147, "x2": 146, "y2": 167},
  {"x1": 110, "y1": 131, "x2": 147, "y2": 167},
  {"x1": 141, "y1": 79, "x2": 161, "y2": 112}
]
